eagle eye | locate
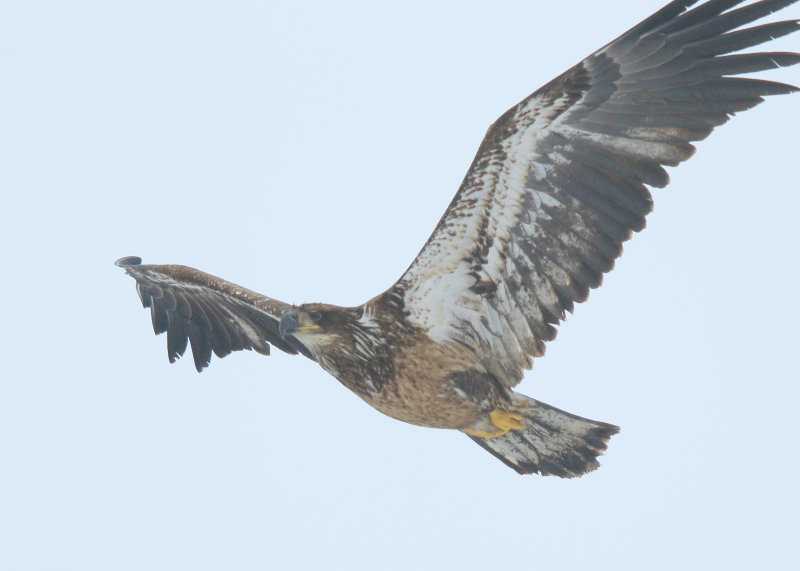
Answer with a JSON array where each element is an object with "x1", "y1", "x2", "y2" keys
[{"x1": 310, "y1": 311, "x2": 322, "y2": 322}]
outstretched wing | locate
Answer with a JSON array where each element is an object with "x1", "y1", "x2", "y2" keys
[
  {"x1": 116, "y1": 256, "x2": 311, "y2": 371},
  {"x1": 392, "y1": 0, "x2": 799, "y2": 387}
]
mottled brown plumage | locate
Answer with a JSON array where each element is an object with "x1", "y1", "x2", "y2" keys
[{"x1": 117, "y1": 0, "x2": 798, "y2": 477}]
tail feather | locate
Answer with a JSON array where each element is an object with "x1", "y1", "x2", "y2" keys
[{"x1": 469, "y1": 393, "x2": 619, "y2": 477}]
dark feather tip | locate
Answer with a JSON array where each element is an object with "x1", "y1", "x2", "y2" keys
[{"x1": 115, "y1": 256, "x2": 143, "y2": 267}]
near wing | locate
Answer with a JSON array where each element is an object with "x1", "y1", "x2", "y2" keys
[
  {"x1": 116, "y1": 256, "x2": 311, "y2": 371},
  {"x1": 392, "y1": 0, "x2": 799, "y2": 387}
]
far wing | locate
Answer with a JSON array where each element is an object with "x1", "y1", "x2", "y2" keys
[
  {"x1": 116, "y1": 256, "x2": 311, "y2": 371},
  {"x1": 392, "y1": 0, "x2": 799, "y2": 387}
]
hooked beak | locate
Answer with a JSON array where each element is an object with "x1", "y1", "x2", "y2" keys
[
  {"x1": 279, "y1": 310, "x2": 299, "y2": 339},
  {"x1": 279, "y1": 309, "x2": 320, "y2": 339}
]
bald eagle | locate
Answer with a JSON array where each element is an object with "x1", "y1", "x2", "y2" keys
[{"x1": 117, "y1": 0, "x2": 798, "y2": 477}]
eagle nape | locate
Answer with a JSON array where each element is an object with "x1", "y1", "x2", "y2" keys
[{"x1": 117, "y1": 0, "x2": 799, "y2": 477}]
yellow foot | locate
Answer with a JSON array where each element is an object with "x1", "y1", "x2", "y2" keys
[
  {"x1": 489, "y1": 409, "x2": 523, "y2": 432},
  {"x1": 463, "y1": 409, "x2": 523, "y2": 439}
]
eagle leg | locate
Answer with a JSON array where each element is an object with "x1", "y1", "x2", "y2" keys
[{"x1": 463, "y1": 409, "x2": 522, "y2": 438}]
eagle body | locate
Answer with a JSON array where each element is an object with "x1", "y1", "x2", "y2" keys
[
  {"x1": 117, "y1": 0, "x2": 799, "y2": 477},
  {"x1": 294, "y1": 300, "x2": 509, "y2": 430}
]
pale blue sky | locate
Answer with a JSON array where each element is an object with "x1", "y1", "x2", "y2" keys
[{"x1": 2, "y1": 1, "x2": 799, "y2": 569}]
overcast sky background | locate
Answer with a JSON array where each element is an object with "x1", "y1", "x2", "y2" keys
[{"x1": 2, "y1": 1, "x2": 799, "y2": 569}]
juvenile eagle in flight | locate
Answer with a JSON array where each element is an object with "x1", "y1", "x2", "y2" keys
[{"x1": 117, "y1": 0, "x2": 799, "y2": 477}]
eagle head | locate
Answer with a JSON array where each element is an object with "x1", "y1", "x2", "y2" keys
[{"x1": 279, "y1": 303, "x2": 368, "y2": 355}]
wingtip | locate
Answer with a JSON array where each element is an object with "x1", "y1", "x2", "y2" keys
[{"x1": 115, "y1": 256, "x2": 142, "y2": 267}]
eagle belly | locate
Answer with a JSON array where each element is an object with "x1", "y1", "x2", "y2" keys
[{"x1": 328, "y1": 337, "x2": 509, "y2": 430}]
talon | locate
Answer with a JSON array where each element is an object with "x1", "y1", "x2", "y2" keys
[
  {"x1": 489, "y1": 409, "x2": 523, "y2": 432},
  {"x1": 464, "y1": 409, "x2": 523, "y2": 439},
  {"x1": 464, "y1": 426, "x2": 506, "y2": 438}
]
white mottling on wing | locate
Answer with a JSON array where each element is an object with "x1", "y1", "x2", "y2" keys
[
  {"x1": 548, "y1": 149, "x2": 571, "y2": 166},
  {"x1": 558, "y1": 125, "x2": 680, "y2": 163},
  {"x1": 535, "y1": 189, "x2": 564, "y2": 209},
  {"x1": 530, "y1": 160, "x2": 549, "y2": 182},
  {"x1": 225, "y1": 311, "x2": 262, "y2": 344},
  {"x1": 395, "y1": 85, "x2": 594, "y2": 386}
]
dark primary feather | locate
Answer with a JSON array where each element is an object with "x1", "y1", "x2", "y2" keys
[
  {"x1": 395, "y1": 0, "x2": 799, "y2": 388},
  {"x1": 115, "y1": 257, "x2": 311, "y2": 371}
]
